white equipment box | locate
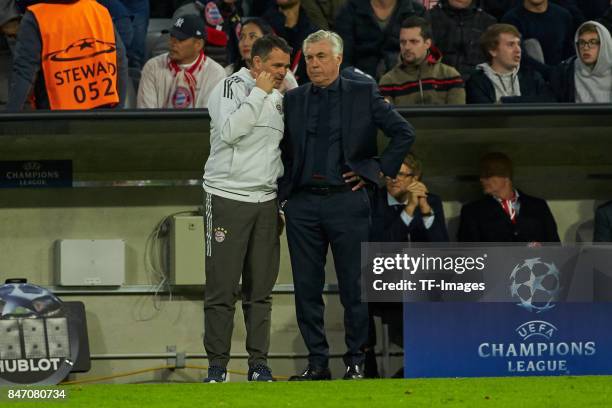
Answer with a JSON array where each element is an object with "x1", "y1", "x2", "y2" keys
[
  {"x1": 170, "y1": 215, "x2": 205, "y2": 285},
  {"x1": 55, "y1": 239, "x2": 125, "y2": 286}
]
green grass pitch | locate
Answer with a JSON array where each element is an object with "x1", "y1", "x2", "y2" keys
[{"x1": 3, "y1": 376, "x2": 612, "y2": 407}]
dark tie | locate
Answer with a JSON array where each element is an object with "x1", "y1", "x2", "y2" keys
[{"x1": 313, "y1": 89, "x2": 329, "y2": 179}]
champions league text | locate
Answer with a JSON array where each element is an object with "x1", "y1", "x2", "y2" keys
[{"x1": 370, "y1": 253, "x2": 487, "y2": 295}]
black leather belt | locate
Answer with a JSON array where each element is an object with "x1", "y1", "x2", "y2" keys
[{"x1": 300, "y1": 184, "x2": 353, "y2": 195}]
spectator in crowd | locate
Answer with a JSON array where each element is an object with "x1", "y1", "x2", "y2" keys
[
  {"x1": 335, "y1": 0, "x2": 426, "y2": 80},
  {"x1": 226, "y1": 17, "x2": 298, "y2": 92},
  {"x1": 137, "y1": 15, "x2": 226, "y2": 108},
  {"x1": 458, "y1": 152, "x2": 560, "y2": 243},
  {"x1": 7, "y1": 0, "x2": 128, "y2": 111},
  {"x1": 501, "y1": 0, "x2": 574, "y2": 66},
  {"x1": 202, "y1": 35, "x2": 291, "y2": 383},
  {"x1": 594, "y1": 201, "x2": 612, "y2": 242},
  {"x1": 172, "y1": 1, "x2": 241, "y2": 68},
  {"x1": 280, "y1": 30, "x2": 414, "y2": 381},
  {"x1": 428, "y1": 0, "x2": 496, "y2": 79},
  {"x1": 550, "y1": 21, "x2": 612, "y2": 103},
  {"x1": 365, "y1": 153, "x2": 449, "y2": 377},
  {"x1": 379, "y1": 16, "x2": 465, "y2": 105},
  {"x1": 262, "y1": 0, "x2": 318, "y2": 84},
  {"x1": 301, "y1": 0, "x2": 346, "y2": 30},
  {"x1": 465, "y1": 23, "x2": 553, "y2": 103}
]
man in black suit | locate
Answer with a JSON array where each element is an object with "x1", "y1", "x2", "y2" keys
[
  {"x1": 458, "y1": 152, "x2": 560, "y2": 243},
  {"x1": 371, "y1": 153, "x2": 449, "y2": 244},
  {"x1": 366, "y1": 152, "x2": 449, "y2": 377},
  {"x1": 280, "y1": 29, "x2": 415, "y2": 380}
]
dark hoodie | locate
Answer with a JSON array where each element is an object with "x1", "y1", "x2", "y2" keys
[
  {"x1": 7, "y1": 0, "x2": 127, "y2": 111},
  {"x1": 428, "y1": 0, "x2": 496, "y2": 79},
  {"x1": 379, "y1": 46, "x2": 465, "y2": 105}
]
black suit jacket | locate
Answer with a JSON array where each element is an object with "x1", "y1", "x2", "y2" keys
[
  {"x1": 279, "y1": 77, "x2": 415, "y2": 201},
  {"x1": 371, "y1": 189, "x2": 449, "y2": 243},
  {"x1": 457, "y1": 190, "x2": 560, "y2": 243}
]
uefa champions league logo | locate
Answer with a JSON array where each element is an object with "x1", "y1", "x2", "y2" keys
[{"x1": 509, "y1": 258, "x2": 561, "y2": 313}]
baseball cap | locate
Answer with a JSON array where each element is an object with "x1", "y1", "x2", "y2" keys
[{"x1": 170, "y1": 14, "x2": 206, "y2": 41}]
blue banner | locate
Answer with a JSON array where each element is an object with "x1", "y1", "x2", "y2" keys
[
  {"x1": 404, "y1": 302, "x2": 612, "y2": 378},
  {"x1": 0, "y1": 160, "x2": 72, "y2": 188}
]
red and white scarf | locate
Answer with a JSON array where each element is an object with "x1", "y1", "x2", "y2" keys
[
  {"x1": 165, "y1": 51, "x2": 206, "y2": 109},
  {"x1": 498, "y1": 190, "x2": 519, "y2": 224}
]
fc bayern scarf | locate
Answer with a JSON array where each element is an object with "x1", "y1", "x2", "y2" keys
[{"x1": 165, "y1": 51, "x2": 206, "y2": 108}]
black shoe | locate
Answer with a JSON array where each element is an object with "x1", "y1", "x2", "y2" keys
[
  {"x1": 288, "y1": 366, "x2": 332, "y2": 381},
  {"x1": 343, "y1": 364, "x2": 364, "y2": 380}
]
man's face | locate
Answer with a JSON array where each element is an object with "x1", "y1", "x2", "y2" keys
[
  {"x1": 524, "y1": 0, "x2": 547, "y2": 8},
  {"x1": 448, "y1": 0, "x2": 472, "y2": 9},
  {"x1": 252, "y1": 47, "x2": 291, "y2": 88},
  {"x1": 480, "y1": 176, "x2": 509, "y2": 197},
  {"x1": 490, "y1": 33, "x2": 521, "y2": 71},
  {"x1": 305, "y1": 40, "x2": 342, "y2": 87},
  {"x1": 169, "y1": 36, "x2": 203, "y2": 64},
  {"x1": 400, "y1": 27, "x2": 431, "y2": 64},
  {"x1": 578, "y1": 31, "x2": 600, "y2": 67},
  {"x1": 386, "y1": 164, "x2": 418, "y2": 199}
]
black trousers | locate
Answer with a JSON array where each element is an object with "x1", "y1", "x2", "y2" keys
[{"x1": 285, "y1": 188, "x2": 370, "y2": 368}]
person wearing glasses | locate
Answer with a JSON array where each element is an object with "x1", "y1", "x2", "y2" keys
[
  {"x1": 550, "y1": 21, "x2": 612, "y2": 103},
  {"x1": 365, "y1": 152, "x2": 448, "y2": 377},
  {"x1": 371, "y1": 153, "x2": 449, "y2": 244}
]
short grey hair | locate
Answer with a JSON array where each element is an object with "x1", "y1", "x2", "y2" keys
[{"x1": 303, "y1": 30, "x2": 344, "y2": 56}]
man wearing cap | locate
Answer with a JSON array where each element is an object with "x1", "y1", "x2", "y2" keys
[
  {"x1": 458, "y1": 152, "x2": 560, "y2": 244},
  {"x1": 137, "y1": 14, "x2": 226, "y2": 108}
]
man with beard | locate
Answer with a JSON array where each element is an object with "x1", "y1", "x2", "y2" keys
[{"x1": 379, "y1": 16, "x2": 465, "y2": 105}]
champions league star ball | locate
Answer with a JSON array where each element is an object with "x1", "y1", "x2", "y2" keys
[
  {"x1": 0, "y1": 283, "x2": 63, "y2": 317},
  {"x1": 509, "y1": 258, "x2": 561, "y2": 313}
]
